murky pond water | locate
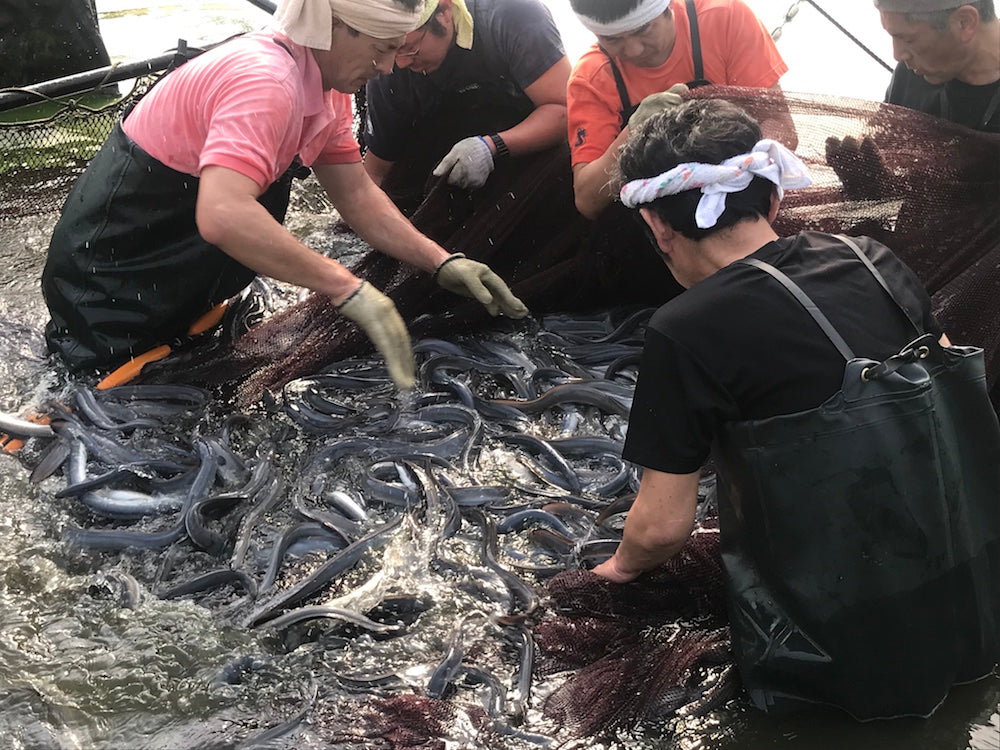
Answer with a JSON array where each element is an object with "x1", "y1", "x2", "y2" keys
[{"x1": 0, "y1": 2, "x2": 996, "y2": 749}]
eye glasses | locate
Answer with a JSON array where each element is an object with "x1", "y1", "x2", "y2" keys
[{"x1": 395, "y1": 26, "x2": 429, "y2": 60}]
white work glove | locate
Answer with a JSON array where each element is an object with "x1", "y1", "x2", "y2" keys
[
  {"x1": 337, "y1": 281, "x2": 415, "y2": 390},
  {"x1": 434, "y1": 253, "x2": 529, "y2": 318},
  {"x1": 628, "y1": 83, "x2": 690, "y2": 133},
  {"x1": 432, "y1": 136, "x2": 495, "y2": 190}
]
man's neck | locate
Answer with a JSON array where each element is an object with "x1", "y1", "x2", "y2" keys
[{"x1": 700, "y1": 219, "x2": 779, "y2": 273}]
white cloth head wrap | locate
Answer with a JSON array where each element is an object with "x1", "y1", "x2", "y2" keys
[
  {"x1": 272, "y1": 0, "x2": 425, "y2": 49},
  {"x1": 574, "y1": 0, "x2": 670, "y2": 37},
  {"x1": 619, "y1": 139, "x2": 812, "y2": 228}
]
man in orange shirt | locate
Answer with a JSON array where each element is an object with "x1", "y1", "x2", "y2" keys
[{"x1": 567, "y1": 0, "x2": 789, "y2": 219}]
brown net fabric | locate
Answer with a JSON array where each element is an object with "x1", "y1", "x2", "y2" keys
[
  {"x1": 323, "y1": 694, "x2": 458, "y2": 749},
  {"x1": 725, "y1": 87, "x2": 1000, "y2": 400},
  {"x1": 533, "y1": 527, "x2": 733, "y2": 739},
  {"x1": 137, "y1": 86, "x2": 999, "y2": 410},
  {"x1": 315, "y1": 694, "x2": 534, "y2": 749}
]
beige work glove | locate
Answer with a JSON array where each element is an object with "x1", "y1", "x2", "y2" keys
[
  {"x1": 433, "y1": 253, "x2": 529, "y2": 318},
  {"x1": 337, "y1": 281, "x2": 415, "y2": 390},
  {"x1": 628, "y1": 83, "x2": 690, "y2": 133}
]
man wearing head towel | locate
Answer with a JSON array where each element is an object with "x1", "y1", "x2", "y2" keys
[
  {"x1": 595, "y1": 97, "x2": 1000, "y2": 720},
  {"x1": 566, "y1": 0, "x2": 790, "y2": 220},
  {"x1": 362, "y1": 0, "x2": 571, "y2": 207},
  {"x1": 875, "y1": 0, "x2": 1000, "y2": 132},
  {"x1": 41, "y1": 0, "x2": 528, "y2": 391}
]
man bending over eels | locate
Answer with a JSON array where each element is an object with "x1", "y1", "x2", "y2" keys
[
  {"x1": 594, "y1": 98, "x2": 1000, "y2": 719},
  {"x1": 362, "y1": 0, "x2": 571, "y2": 210},
  {"x1": 566, "y1": 0, "x2": 792, "y2": 220},
  {"x1": 41, "y1": 0, "x2": 528, "y2": 391}
]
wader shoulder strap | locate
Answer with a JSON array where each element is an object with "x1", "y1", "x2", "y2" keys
[
  {"x1": 602, "y1": 0, "x2": 710, "y2": 128},
  {"x1": 939, "y1": 84, "x2": 1000, "y2": 130},
  {"x1": 740, "y1": 258, "x2": 856, "y2": 361},
  {"x1": 834, "y1": 234, "x2": 922, "y2": 336},
  {"x1": 685, "y1": 0, "x2": 707, "y2": 86},
  {"x1": 599, "y1": 46, "x2": 635, "y2": 128},
  {"x1": 272, "y1": 38, "x2": 295, "y2": 58}
]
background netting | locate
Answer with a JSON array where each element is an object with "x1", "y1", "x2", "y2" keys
[{"x1": 0, "y1": 76, "x2": 158, "y2": 220}]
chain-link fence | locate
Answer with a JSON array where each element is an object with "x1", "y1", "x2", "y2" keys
[{"x1": 0, "y1": 74, "x2": 162, "y2": 221}]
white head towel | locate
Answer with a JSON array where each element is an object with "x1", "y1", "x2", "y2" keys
[
  {"x1": 619, "y1": 139, "x2": 812, "y2": 228},
  {"x1": 272, "y1": 0, "x2": 425, "y2": 49}
]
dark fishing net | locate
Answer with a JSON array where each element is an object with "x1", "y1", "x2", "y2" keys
[
  {"x1": 133, "y1": 86, "x2": 999, "y2": 412},
  {"x1": 324, "y1": 694, "x2": 459, "y2": 749},
  {"x1": 533, "y1": 526, "x2": 734, "y2": 740},
  {"x1": 6, "y1": 82, "x2": 996, "y2": 744}
]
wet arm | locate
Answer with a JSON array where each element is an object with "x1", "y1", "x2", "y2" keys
[
  {"x1": 571, "y1": 125, "x2": 630, "y2": 220},
  {"x1": 592, "y1": 468, "x2": 699, "y2": 583},
  {"x1": 313, "y1": 160, "x2": 449, "y2": 273},
  {"x1": 195, "y1": 165, "x2": 361, "y2": 304}
]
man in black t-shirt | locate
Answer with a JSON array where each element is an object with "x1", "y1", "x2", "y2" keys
[
  {"x1": 591, "y1": 98, "x2": 1000, "y2": 719},
  {"x1": 875, "y1": 0, "x2": 1000, "y2": 132},
  {"x1": 595, "y1": 98, "x2": 944, "y2": 581},
  {"x1": 362, "y1": 0, "x2": 570, "y2": 202}
]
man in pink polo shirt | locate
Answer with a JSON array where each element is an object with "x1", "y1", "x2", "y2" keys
[{"x1": 41, "y1": 0, "x2": 527, "y2": 390}]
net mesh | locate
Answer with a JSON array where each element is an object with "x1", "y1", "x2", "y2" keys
[
  {"x1": 126, "y1": 86, "x2": 1000, "y2": 410},
  {"x1": 5, "y1": 82, "x2": 998, "y2": 742},
  {"x1": 0, "y1": 76, "x2": 158, "y2": 220},
  {"x1": 534, "y1": 525, "x2": 733, "y2": 738}
]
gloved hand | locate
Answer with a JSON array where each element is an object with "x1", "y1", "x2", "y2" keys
[
  {"x1": 337, "y1": 281, "x2": 415, "y2": 390},
  {"x1": 432, "y1": 136, "x2": 495, "y2": 190},
  {"x1": 628, "y1": 83, "x2": 689, "y2": 133},
  {"x1": 824, "y1": 135, "x2": 894, "y2": 200},
  {"x1": 434, "y1": 253, "x2": 529, "y2": 318}
]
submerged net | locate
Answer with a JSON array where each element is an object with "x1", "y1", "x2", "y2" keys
[
  {"x1": 124, "y1": 86, "x2": 999, "y2": 410},
  {"x1": 534, "y1": 525, "x2": 733, "y2": 738}
]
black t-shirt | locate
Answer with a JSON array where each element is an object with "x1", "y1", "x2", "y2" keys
[
  {"x1": 363, "y1": 0, "x2": 565, "y2": 161},
  {"x1": 623, "y1": 232, "x2": 942, "y2": 474},
  {"x1": 886, "y1": 62, "x2": 1000, "y2": 133}
]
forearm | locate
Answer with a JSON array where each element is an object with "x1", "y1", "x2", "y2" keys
[
  {"x1": 494, "y1": 103, "x2": 567, "y2": 156},
  {"x1": 572, "y1": 127, "x2": 630, "y2": 220},
  {"x1": 196, "y1": 182, "x2": 359, "y2": 303},
  {"x1": 318, "y1": 164, "x2": 450, "y2": 274},
  {"x1": 593, "y1": 469, "x2": 699, "y2": 582},
  {"x1": 612, "y1": 509, "x2": 694, "y2": 577}
]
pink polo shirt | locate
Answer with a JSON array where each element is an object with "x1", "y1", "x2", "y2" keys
[{"x1": 123, "y1": 31, "x2": 360, "y2": 190}]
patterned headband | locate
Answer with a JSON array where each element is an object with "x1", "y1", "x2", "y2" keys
[{"x1": 619, "y1": 139, "x2": 812, "y2": 228}]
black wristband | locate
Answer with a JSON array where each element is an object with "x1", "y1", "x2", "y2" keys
[
  {"x1": 433, "y1": 252, "x2": 467, "y2": 282},
  {"x1": 488, "y1": 133, "x2": 509, "y2": 160},
  {"x1": 335, "y1": 280, "x2": 366, "y2": 309}
]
